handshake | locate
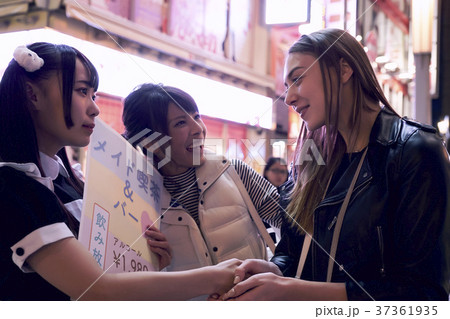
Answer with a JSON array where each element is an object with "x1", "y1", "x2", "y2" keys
[{"x1": 207, "y1": 259, "x2": 285, "y2": 301}]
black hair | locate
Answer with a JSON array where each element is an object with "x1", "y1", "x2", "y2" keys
[
  {"x1": 263, "y1": 157, "x2": 287, "y2": 179},
  {"x1": 0, "y1": 42, "x2": 98, "y2": 168},
  {"x1": 0, "y1": 42, "x2": 99, "y2": 235},
  {"x1": 122, "y1": 83, "x2": 199, "y2": 142}
]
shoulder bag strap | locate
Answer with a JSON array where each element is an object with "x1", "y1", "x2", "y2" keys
[
  {"x1": 295, "y1": 148, "x2": 368, "y2": 280},
  {"x1": 295, "y1": 232, "x2": 312, "y2": 278},
  {"x1": 295, "y1": 172, "x2": 333, "y2": 279},
  {"x1": 326, "y1": 147, "x2": 367, "y2": 282}
]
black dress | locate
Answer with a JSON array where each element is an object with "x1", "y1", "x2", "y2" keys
[{"x1": 0, "y1": 166, "x2": 73, "y2": 300}]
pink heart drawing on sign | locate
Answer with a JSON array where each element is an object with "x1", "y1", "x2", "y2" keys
[{"x1": 141, "y1": 210, "x2": 154, "y2": 234}]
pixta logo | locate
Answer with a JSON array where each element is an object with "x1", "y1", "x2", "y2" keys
[
  {"x1": 296, "y1": 139, "x2": 326, "y2": 166},
  {"x1": 124, "y1": 129, "x2": 325, "y2": 176},
  {"x1": 125, "y1": 128, "x2": 172, "y2": 176}
]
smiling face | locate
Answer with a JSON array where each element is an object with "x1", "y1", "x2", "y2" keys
[
  {"x1": 159, "y1": 102, "x2": 207, "y2": 176},
  {"x1": 32, "y1": 58, "x2": 99, "y2": 156},
  {"x1": 284, "y1": 52, "x2": 327, "y2": 132}
]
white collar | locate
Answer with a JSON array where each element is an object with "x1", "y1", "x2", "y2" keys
[
  {"x1": 39, "y1": 152, "x2": 69, "y2": 180},
  {"x1": 0, "y1": 160, "x2": 53, "y2": 191}
]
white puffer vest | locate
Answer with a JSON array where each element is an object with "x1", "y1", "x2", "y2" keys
[{"x1": 160, "y1": 156, "x2": 267, "y2": 271}]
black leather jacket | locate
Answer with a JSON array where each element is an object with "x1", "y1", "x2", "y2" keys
[{"x1": 272, "y1": 108, "x2": 450, "y2": 300}]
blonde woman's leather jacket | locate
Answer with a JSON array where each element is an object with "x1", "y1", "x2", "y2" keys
[{"x1": 272, "y1": 108, "x2": 450, "y2": 300}]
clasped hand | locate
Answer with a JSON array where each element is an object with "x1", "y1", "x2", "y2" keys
[{"x1": 209, "y1": 259, "x2": 287, "y2": 301}]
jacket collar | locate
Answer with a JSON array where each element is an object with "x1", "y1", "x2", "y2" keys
[
  {"x1": 369, "y1": 107, "x2": 401, "y2": 147},
  {"x1": 318, "y1": 108, "x2": 400, "y2": 206}
]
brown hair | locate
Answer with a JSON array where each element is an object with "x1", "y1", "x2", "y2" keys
[{"x1": 286, "y1": 28, "x2": 396, "y2": 233}]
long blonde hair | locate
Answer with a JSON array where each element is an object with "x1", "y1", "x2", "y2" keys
[{"x1": 286, "y1": 29, "x2": 396, "y2": 233}]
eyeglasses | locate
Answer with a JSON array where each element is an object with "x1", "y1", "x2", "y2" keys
[{"x1": 268, "y1": 168, "x2": 288, "y2": 175}]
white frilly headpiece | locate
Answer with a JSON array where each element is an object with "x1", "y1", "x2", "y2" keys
[{"x1": 13, "y1": 45, "x2": 44, "y2": 72}]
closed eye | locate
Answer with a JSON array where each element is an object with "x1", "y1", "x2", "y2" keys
[
  {"x1": 174, "y1": 120, "x2": 186, "y2": 127},
  {"x1": 292, "y1": 76, "x2": 303, "y2": 85}
]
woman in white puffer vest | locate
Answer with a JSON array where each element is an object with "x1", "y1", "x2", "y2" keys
[{"x1": 122, "y1": 83, "x2": 283, "y2": 272}]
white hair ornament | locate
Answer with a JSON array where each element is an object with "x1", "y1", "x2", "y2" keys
[{"x1": 13, "y1": 45, "x2": 44, "y2": 72}]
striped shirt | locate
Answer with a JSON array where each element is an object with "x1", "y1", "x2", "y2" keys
[{"x1": 163, "y1": 159, "x2": 282, "y2": 227}]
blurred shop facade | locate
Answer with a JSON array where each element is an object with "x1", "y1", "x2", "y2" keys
[{"x1": 0, "y1": 0, "x2": 447, "y2": 172}]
